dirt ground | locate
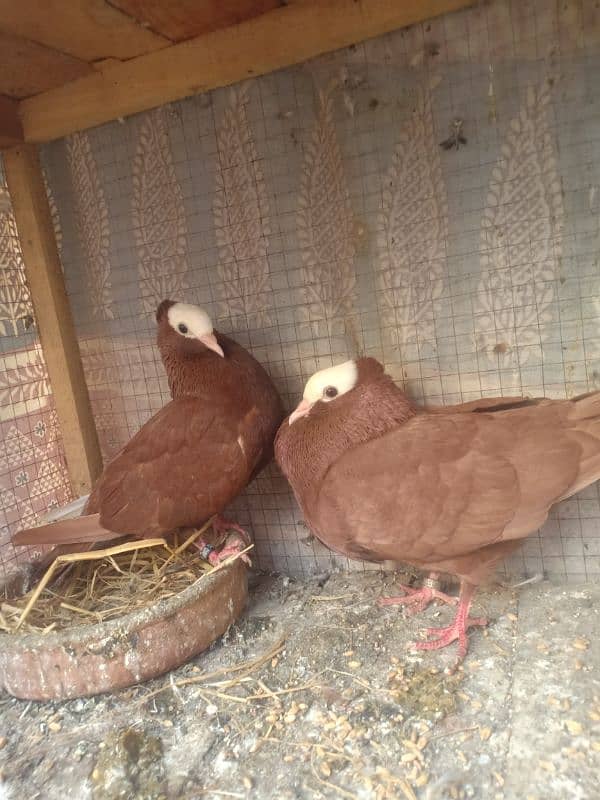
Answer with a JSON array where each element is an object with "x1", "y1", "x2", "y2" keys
[{"x1": 0, "y1": 570, "x2": 599, "y2": 800}]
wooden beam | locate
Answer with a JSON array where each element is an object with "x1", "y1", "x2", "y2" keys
[
  {"x1": 0, "y1": 0, "x2": 170, "y2": 62},
  {"x1": 20, "y1": 0, "x2": 475, "y2": 143},
  {"x1": 3, "y1": 145, "x2": 103, "y2": 495},
  {"x1": 0, "y1": 96, "x2": 23, "y2": 147},
  {"x1": 109, "y1": 0, "x2": 282, "y2": 42},
  {"x1": 0, "y1": 32, "x2": 92, "y2": 99}
]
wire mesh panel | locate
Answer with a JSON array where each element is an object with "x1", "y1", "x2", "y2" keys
[
  {"x1": 33, "y1": 0, "x2": 600, "y2": 581},
  {"x1": 0, "y1": 170, "x2": 73, "y2": 579}
]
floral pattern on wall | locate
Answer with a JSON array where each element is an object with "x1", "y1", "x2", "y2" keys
[
  {"x1": 43, "y1": 167, "x2": 63, "y2": 257},
  {"x1": 214, "y1": 84, "x2": 274, "y2": 327},
  {"x1": 297, "y1": 78, "x2": 357, "y2": 335},
  {"x1": 0, "y1": 180, "x2": 33, "y2": 338},
  {"x1": 0, "y1": 345, "x2": 51, "y2": 419},
  {"x1": 79, "y1": 337, "x2": 133, "y2": 462},
  {"x1": 475, "y1": 82, "x2": 564, "y2": 372},
  {"x1": 133, "y1": 107, "x2": 191, "y2": 315},
  {"x1": 377, "y1": 82, "x2": 448, "y2": 357},
  {"x1": 0, "y1": 407, "x2": 72, "y2": 574},
  {"x1": 67, "y1": 131, "x2": 114, "y2": 319}
]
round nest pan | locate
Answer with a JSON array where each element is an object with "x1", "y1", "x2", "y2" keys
[{"x1": 0, "y1": 559, "x2": 247, "y2": 701}]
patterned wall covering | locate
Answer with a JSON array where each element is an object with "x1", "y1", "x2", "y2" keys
[
  {"x1": 27, "y1": 0, "x2": 600, "y2": 582},
  {"x1": 0, "y1": 171, "x2": 73, "y2": 578}
]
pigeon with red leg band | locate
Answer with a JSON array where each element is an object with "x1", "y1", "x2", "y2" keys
[{"x1": 14, "y1": 301, "x2": 283, "y2": 567}]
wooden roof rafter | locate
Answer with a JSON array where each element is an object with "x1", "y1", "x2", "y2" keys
[{"x1": 0, "y1": 0, "x2": 475, "y2": 146}]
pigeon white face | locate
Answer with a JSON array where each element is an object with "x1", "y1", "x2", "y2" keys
[
  {"x1": 167, "y1": 303, "x2": 224, "y2": 357},
  {"x1": 167, "y1": 303, "x2": 212, "y2": 338},
  {"x1": 289, "y1": 360, "x2": 358, "y2": 425}
]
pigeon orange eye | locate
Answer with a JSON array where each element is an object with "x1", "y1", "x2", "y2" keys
[
  {"x1": 178, "y1": 323, "x2": 188, "y2": 334},
  {"x1": 324, "y1": 386, "x2": 338, "y2": 398}
]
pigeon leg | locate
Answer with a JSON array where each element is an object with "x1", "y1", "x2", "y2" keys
[
  {"x1": 194, "y1": 535, "x2": 252, "y2": 566},
  {"x1": 211, "y1": 538, "x2": 252, "y2": 566},
  {"x1": 194, "y1": 515, "x2": 252, "y2": 566},
  {"x1": 378, "y1": 572, "x2": 458, "y2": 615},
  {"x1": 413, "y1": 581, "x2": 487, "y2": 660},
  {"x1": 213, "y1": 515, "x2": 251, "y2": 544}
]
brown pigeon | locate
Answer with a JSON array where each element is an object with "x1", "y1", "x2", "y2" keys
[
  {"x1": 14, "y1": 301, "x2": 284, "y2": 565},
  {"x1": 275, "y1": 357, "x2": 600, "y2": 660}
]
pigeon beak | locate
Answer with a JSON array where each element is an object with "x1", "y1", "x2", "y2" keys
[
  {"x1": 289, "y1": 398, "x2": 313, "y2": 425},
  {"x1": 199, "y1": 333, "x2": 224, "y2": 358}
]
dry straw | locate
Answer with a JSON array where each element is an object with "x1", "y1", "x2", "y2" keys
[{"x1": 1, "y1": 516, "x2": 252, "y2": 635}]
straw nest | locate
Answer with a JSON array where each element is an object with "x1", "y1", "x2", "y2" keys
[{"x1": 0, "y1": 517, "x2": 251, "y2": 636}]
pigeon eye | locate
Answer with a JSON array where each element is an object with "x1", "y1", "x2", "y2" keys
[
  {"x1": 324, "y1": 386, "x2": 338, "y2": 399},
  {"x1": 178, "y1": 323, "x2": 188, "y2": 334}
]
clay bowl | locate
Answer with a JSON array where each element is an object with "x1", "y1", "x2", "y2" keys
[{"x1": 0, "y1": 559, "x2": 247, "y2": 701}]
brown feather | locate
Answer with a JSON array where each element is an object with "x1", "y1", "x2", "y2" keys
[
  {"x1": 14, "y1": 302, "x2": 283, "y2": 550},
  {"x1": 275, "y1": 358, "x2": 600, "y2": 585},
  {"x1": 12, "y1": 515, "x2": 116, "y2": 545}
]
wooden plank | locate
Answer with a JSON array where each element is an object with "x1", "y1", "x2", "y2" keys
[
  {"x1": 110, "y1": 0, "x2": 281, "y2": 42},
  {"x1": 0, "y1": 0, "x2": 170, "y2": 62},
  {"x1": 0, "y1": 96, "x2": 23, "y2": 147},
  {"x1": 0, "y1": 32, "x2": 92, "y2": 99},
  {"x1": 20, "y1": 0, "x2": 476, "y2": 143},
  {"x1": 3, "y1": 144, "x2": 103, "y2": 495}
]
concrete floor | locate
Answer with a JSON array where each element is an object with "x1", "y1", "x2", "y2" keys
[{"x1": 0, "y1": 571, "x2": 598, "y2": 800}]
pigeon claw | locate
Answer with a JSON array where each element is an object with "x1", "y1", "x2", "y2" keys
[
  {"x1": 378, "y1": 585, "x2": 458, "y2": 616},
  {"x1": 208, "y1": 535, "x2": 252, "y2": 567},
  {"x1": 413, "y1": 615, "x2": 488, "y2": 661},
  {"x1": 195, "y1": 534, "x2": 252, "y2": 567}
]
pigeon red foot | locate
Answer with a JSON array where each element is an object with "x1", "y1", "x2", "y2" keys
[
  {"x1": 378, "y1": 572, "x2": 458, "y2": 615},
  {"x1": 195, "y1": 516, "x2": 252, "y2": 566},
  {"x1": 195, "y1": 535, "x2": 252, "y2": 566},
  {"x1": 412, "y1": 582, "x2": 487, "y2": 662}
]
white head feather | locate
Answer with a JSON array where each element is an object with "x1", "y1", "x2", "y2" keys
[
  {"x1": 167, "y1": 303, "x2": 214, "y2": 339},
  {"x1": 302, "y1": 360, "x2": 358, "y2": 404}
]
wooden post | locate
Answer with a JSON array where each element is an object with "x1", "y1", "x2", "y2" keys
[
  {"x1": 3, "y1": 144, "x2": 103, "y2": 495},
  {"x1": 0, "y1": 97, "x2": 23, "y2": 148}
]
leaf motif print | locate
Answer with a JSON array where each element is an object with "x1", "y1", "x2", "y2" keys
[
  {"x1": 0, "y1": 412, "x2": 72, "y2": 574},
  {"x1": 377, "y1": 86, "x2": 448, "y2": 353},
  {"x1": 35, "y1": 454, "x2": 71, "y2": 500},
  {"x1": 0, "y1": 365, "x2": 50, "y2": 409},
  {"x1": 67, "y1": 131, "x2": 114, "y2": 319},
  {"x1": 475, "y1": 83, "x2": 564, "y2": 369},
  {"x1": 297, "y1": 79, "x2": 357, "y2": 329},
  {"x1": 79, "y1": 336, "x2": 130, "y2": 460},
  {"x1": 42, "y1": 168, "x2": 62, "y2": 257},
  {"x1": 0, "y1": 485, "x2": 36, "y2": 543},
  {"x1": 214, "y1": 84, "x2": 273, "y2": 326},
  {"x1": 0, "y1": 180, "x2": 34, "y2": 337},
  {"x1": 0, "y1": 423, "x2": 47, "y2": 473},
  {"x1": 132, "y1": 108, "x2": 190, "y2": 315},
  {"x1": 0, "y1": 345, "x2": 52, "y2": 419}
]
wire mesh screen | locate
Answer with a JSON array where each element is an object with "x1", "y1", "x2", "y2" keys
[
  {"x1": 21, "y1": 0, "x2": 600, "y2": 582},
  {"x1": 0, "y1": 170, "x2": 73, "y2": 579}
]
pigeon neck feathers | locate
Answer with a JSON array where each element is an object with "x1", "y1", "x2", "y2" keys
[
  {"x1": 276, "y1": 359, "x2": 415, "y2": 493},
  {"x1": 159, "y1": 331, "x2": 234, "y2": 397}
]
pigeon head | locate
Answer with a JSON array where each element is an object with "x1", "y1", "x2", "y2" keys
[
  {"x1": 289, "y1": 360, "x2": 358, "y2": 425},
  {"x1": 156, "y1": 300, "x2": 224, "y2": 358},
  {"x1": 288, "y1": 358, "x2": 386, "y2": 425},
  {"x1": 276, "y1": 356, "x2": 412, "y2": 494}
]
